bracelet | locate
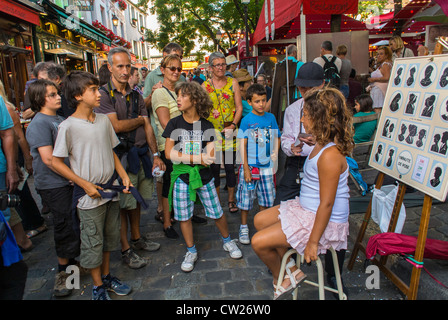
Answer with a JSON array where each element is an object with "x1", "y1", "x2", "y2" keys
[{"x1": 230, "y1": 122, "x2": 237, "y2": 128}]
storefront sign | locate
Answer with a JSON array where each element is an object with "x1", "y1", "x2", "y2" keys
[
  {"x1": 0, "y1": 0, "x2": 40, "y2": 25},
  {"x1": 65, "y1": 0, "x2": 95, "y2": 12},
  {"x1": 303, "y1": 0, "x2": 358, "y2": 15},
  {"x1": 56, "y1": 9, "x2": 111, "y2": 46}
]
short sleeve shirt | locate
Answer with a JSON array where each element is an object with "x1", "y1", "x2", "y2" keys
[
  {"x1": 53, "y1": 113, "x2": 120, "y2": 210},
  {"x1": 237, "y1": 112, "x2": 281, "y2": 168},
  {"x1": 25, "y1": 112, "x2": 70, "y2": 190},
  {"x1": 162, "y1": 115, "x2": 215, "y2": 185},
  {"x1": 151, "y1": 87, "x2": 182, "y2": 151},
  {"x1": 96, "y1": 82, "x2": 148, "y2": 148},
  {"x1": 0, "y1": 97, "x2": 14, "y2": 173}
]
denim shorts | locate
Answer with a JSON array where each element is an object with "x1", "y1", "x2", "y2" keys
[
  {"x1": 77, "y1": 200, "x2": 120, "y2": 269},
  {"x1": 236, "y1": 166, "x2": 276, "y2": 211}
]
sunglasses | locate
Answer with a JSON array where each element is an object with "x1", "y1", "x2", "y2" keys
[
  {"x1": 166, "y1": 66, "x2": 182, "y2": 72},
  {"x1": 212, "y1": 63, "x2": 227, "y2": 69}
]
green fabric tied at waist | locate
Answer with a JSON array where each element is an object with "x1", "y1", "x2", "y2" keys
[{"x1": 168, "y1": 163, "x2": 206, "y2": 211}]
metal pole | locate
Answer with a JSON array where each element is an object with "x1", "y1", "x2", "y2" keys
[
  {"x1": 245, "y1": 4, "x2": 249, "y2": 57},
  {"x1": 286, "y1": 47, "x2": 289, "y2": 106}
]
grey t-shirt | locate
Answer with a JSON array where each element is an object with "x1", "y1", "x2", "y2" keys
[
  {"x1": 53, "y1": 113, "x2": 120, "y2": 210},
  {"x1": 339, "y1": 59, "x2": 352, "y2": 86},
  {"x1": 25, "y1": 112, "x2": 70, "y2": 190}
]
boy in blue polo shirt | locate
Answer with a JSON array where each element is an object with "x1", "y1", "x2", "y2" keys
[{"x1": 236, "y1": 83, "x2": 280, "y2": 244}]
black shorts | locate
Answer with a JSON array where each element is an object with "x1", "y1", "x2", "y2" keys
[{"x1": 38, "y1": 185, "x2": 80, "y2": 259}]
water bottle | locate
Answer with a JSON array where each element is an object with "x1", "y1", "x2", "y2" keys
[
  {"x1": 247, "y1": 181, "x2": 255, "y2": 190},
  {"x1": 152, "y1": 166, "x2": 165, "y2": 178}
]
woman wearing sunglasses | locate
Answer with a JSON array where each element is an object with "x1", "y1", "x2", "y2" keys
[
  {"x1": 202, "y1": 52, "x2": 243, "y2": 214},
  {"x1": 151, "y1": 54, "x2": 183, "y2": 239}
]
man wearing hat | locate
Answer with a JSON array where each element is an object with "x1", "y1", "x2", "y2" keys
[
  {"x1": 225, "y1": 55, "x2": 239, "y2": 77},
  {"x1": 233, "y1": 68, "x2": 254, "y2": 118},
  {"x1": 274, "y1": 62, "x2": 324, "y2": 205},
  {"x1": 139, "y1": 67, "x2": 149, "y2": 89}
]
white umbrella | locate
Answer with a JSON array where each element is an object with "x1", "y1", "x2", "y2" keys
[{"x1": 370, "y1": 40, "x2": 390, "y2": 47}]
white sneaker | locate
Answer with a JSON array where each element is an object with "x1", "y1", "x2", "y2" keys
[
  {"x1": 181, "y1": 251, "x2": 198, "y2": 272},
  {"x1": 239, "y1": 226, "x2": 250, "y2": 245},
  {"x1": 223, "y1": 239, "x2": 243, "y2": 259}
]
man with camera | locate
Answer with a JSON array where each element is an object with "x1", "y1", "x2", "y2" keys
[
  {"x1": 0, "y1": 95, "x2": 24, "y2": 299},
  {"x1": 96, "y1": 47, "x2": 165, "y2": 269}
]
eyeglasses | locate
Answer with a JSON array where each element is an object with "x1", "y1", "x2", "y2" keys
[
  {"x1": 46, "y1": 93, "x2": 59, "y2": 99},
  {"x1": 212, "y1": 63, "x2": 227, "y2": 69},
  {"x1": 166, "y1": 66, "x2": 182, "y2": 72}
]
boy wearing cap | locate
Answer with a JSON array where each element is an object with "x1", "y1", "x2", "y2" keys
[
  {"x1": 236, "y1": 83, "x2": 280, "y2": 244},
  {"x1": 274, "y1": 62, "x2": 324, "y2": 205}
]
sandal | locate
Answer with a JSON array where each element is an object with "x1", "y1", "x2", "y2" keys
[
  {"x1": 26, "y1": 224, "x2": 48, "y2": 239},
  {"x1": 228, "y1": 201, "x2": 239, "y2": 214},
  {"x1": 274, "y1": 259, "x2": 307, "y2": 300},
  {"x1": 155, "y1": 210, "x2": 175, "y2": 224},
  {"x1": 154, "y1": 210, "x2": 164, "y2": 223}
]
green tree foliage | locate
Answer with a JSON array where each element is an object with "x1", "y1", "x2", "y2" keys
[
  {"x1": 138, "y1": 0, "x2": 263, "y2": 56},
  {"x1": 356, "y1": 0, "x2": 389, "y2": 21}
]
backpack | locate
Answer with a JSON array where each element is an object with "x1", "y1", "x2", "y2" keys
[
  {"x1": 322, "y1": 55, "x2": 341, "y2": 88},
  {"x1": 99, "y1": 82, "x2": 140, "y2": 158}
]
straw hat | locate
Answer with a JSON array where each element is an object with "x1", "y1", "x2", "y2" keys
[
  {"x1": 225, "y1": 55, "x2": 239, "y2": 65},
  {"x1": 233, "y1": 69, "x2": 253, "y2": 82}
]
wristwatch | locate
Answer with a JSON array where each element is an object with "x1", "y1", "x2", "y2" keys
[{"x1": 153, "y1": 152, "x2": 160, "y2": 157}]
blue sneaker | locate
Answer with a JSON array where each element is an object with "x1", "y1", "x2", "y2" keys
[
  {"x1": 102, "y1": 275, "x2": 132, "y2": 296},
  {"x1": 92, "y1": 285, "x2": 111, "y2": 300}
]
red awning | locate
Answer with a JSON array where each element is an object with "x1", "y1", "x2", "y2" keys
[
  {"x1": 252, "y1": 0, "x2": 365, "y2": 45},
  {"x1": 434, "y1": 0, "x2": 448, "y2": 16},
  {"x1": 368, "y1": 0, "x2": 438, "y2": 36},
  {"x1": 0, "y1": 0, "x2": 40, "y2": 25},
  {"x1": 252, "y1": 0, "x2": 302, "y2": 45},
  {"x1": 303, "y1": 0, "x2": 358, "y2": 15}
]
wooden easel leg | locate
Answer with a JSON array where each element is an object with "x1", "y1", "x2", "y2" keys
[
  {"x1": 379, "y1": 183, "x2": 407, "y2": 266},
  {"x1": 348, "y1": 172, "x2": 385, "y2": 270},
  {"x1": 407, "y1": 195, "x2": 432, "y2": 300}
]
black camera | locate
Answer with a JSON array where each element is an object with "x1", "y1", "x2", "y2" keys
[
  {"x1": 114, "y1": 134, "x2": 134, "y2": 158},
  {"x1": 0, "y1": 193, "x2": 20, "y2": 211}
]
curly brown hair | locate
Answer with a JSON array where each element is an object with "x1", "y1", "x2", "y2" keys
[
  {"x1": 303, "y1": 87, "x2": 354, "y2": 156},
  {"x1": 175, "y1": 81, "x2": 213, "y2": 119}
]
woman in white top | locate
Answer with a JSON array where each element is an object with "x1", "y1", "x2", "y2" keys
[
  {"x1": 251, "y1": 87, "x2": 354, "y2": 300},
  {"x1": 367, "y1": 46, "x2": 393, "y2": 113}
]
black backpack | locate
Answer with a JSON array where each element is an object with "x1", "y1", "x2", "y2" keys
[{"x1": 322, "y1": 55, "x2": 341, "y2": 88}]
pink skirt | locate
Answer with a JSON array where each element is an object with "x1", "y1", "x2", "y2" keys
[{"x1": 278, "y1": 197, "x2": 349, "y2": 255}]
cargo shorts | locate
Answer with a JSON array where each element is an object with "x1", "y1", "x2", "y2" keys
[{"x1": 78, "y1": 200, "x2": 120, "y2": 269}]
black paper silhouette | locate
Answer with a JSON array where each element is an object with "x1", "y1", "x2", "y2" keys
[{"x1": 420, "y1": 65, "x2": 434, "y2": 87}]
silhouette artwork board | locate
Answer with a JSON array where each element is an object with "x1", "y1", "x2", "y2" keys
[{"x1": 369, "y1": 54, "x2": 448, "y2": 202}]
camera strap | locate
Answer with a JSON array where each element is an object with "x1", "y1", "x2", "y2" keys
[{"x1": 101, "y1": 81, "x2": 139, "y2": 146}]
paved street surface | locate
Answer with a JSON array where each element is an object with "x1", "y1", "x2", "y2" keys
[{"x1": 20, "y1": 161, "x2": 448, "y2": 304}]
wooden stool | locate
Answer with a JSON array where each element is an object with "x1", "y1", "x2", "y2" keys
[{"x1": 277, "y1": 247, "x2": 347, "y2": 300}]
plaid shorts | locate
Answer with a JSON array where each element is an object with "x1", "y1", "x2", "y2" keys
[
  {"x1": 236, "y1": 166, "x2": 276, "y2": 211},
  {"x1": 172, "y1": 178, "x2": 223, "y2": 221}
]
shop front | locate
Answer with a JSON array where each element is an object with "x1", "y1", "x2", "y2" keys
[
  {"x1": 0, "y1": 0, "x2": 44, "y2": 109},
  {"x1": 36, "y1": 0, "x2": 112, "y2": 73}
]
